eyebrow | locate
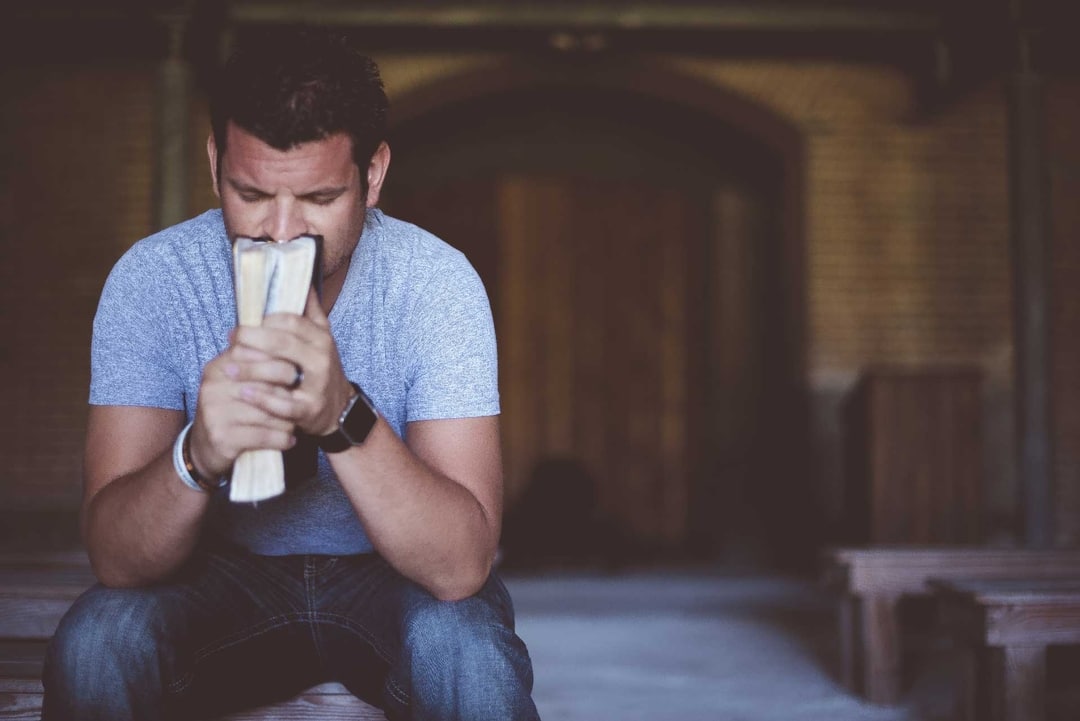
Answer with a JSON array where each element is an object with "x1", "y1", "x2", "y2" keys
[{"x1": 225, "y1": 178, "x2": 348, "y2": 199}]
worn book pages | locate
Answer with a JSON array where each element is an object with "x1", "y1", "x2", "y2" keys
[{"x1": 230, "y1": 235, "x2": 319, "y2": 503}]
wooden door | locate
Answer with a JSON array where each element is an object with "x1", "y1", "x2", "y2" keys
[{"x1": 385, "y1": 174, "x2": 709, "y2": 552}]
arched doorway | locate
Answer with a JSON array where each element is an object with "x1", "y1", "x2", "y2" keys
[{"x1": 382, "y1": 62, "x2": 813, "y2": 568}]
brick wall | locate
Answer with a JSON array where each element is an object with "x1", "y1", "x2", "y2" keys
[{"x1": 0, "y1": 64, "x2": 155, "y2": 512}]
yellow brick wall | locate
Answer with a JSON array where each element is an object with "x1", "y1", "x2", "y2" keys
[{"x1": 666, "y1": 58, "x2": 1013, "y2": 374}]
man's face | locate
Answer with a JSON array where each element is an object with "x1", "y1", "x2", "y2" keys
[{"x1": 209, "y1": 122, "x2": 380, "y2": 295}]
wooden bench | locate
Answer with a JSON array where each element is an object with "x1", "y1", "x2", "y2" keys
[
  {"x1": 821, "y1": 546, "x2": 1080, "y2": 704},
  {"x1": 0, "y1": 552, "x2": 385, "y2": 720},
  {"x1": 0, "y1": 676, "x2": 383, "y2": 721},
  {"x1": 931, "y1": 578, "x2": 1080, "y2": 721}
]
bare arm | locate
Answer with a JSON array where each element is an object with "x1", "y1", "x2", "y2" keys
[
  {"x1": 330, "y1": 415, "x2": 503, "y2": 602},
  {"x1": 81, "y1": 406, "x2": 208, "y2": 587},
  {"x1": 83, "y1": 340, "x2": 299, "y2": 587}
]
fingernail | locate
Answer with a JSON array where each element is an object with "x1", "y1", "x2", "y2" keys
[
  {"x1": 225, "y1": 363, "x2": 239, "y2": 378},
  {"x1": 241, "y1": 386, "x2": 254, "y2": 399}
]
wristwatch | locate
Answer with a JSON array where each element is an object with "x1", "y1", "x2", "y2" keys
[{"x1": 318, "y1": 381, "x2": 378, "y2": 453}]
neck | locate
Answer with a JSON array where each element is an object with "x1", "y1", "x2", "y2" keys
[{"x1": 320, "y1": 260, "x2": 349, "y2": 313}]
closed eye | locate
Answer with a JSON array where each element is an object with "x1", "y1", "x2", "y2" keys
[
  {"x1": 302, "y1": 190, "x2": 346, "y2": 206},
  {"x1": 226, "y1": 179, "x2": 271, "y2": 203}
]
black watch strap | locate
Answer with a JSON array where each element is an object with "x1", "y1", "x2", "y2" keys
[
  {"x1": 318, "y1": 382, "x2": 377, "y2": 453},
  {"x1": 317, "y1": 428, "x2": 352, "y2": 454}
]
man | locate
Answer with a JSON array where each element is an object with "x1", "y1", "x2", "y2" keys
[{"x1": 42, "y1": 29, "x2": 539, "y2": 721}]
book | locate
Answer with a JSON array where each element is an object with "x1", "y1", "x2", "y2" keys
[{"x1": 229, "y1": 235, "x2": 322, "y2": 503}]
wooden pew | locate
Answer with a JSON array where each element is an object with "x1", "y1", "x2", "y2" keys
[
  {"x1": 0, "y1": 552, "x2": 385, "y2": 720},
  {"x1": 0, "y1": 676, "x2": 383, "y2": 721},
  {"x1": 931, "y1": 578, "x2": 1080, "y2": 721},
  {"x1": 821, "y1": 546, "x2": 1080, "y2": 704}
]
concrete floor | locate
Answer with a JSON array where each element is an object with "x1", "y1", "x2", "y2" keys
[{"x1": 503, "y1": 569, "x2": 956, "y2": 721}]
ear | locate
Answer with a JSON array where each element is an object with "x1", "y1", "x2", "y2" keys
[
  {"x1": 364, "y1": 141, "x2": 391, "y2": 208},
  {"x1": 206, "y1": 133, "x2": 221, "y2": 199}
]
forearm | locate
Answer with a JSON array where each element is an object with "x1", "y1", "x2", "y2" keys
[
  {"x1": 82, "y1": 449, "x2": 211, "y2": 588},
  {"x1": 82, "y1": 331, "x2": 298, "y2": 587},
  {"x1": 332, "y1": 421, "x2": 499, "y2": 601}
]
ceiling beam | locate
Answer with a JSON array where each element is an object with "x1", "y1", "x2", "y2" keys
[{"x1": 227, "y1": 2, "x2": 940, "y2": 35}]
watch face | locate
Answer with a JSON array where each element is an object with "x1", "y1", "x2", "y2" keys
[{"x1": 341, "y1": 388, "x2": 377, "y2": 445}]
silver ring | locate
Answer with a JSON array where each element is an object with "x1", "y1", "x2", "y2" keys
[{"x1": 289, "y1": 364, "x2": 303, "y2": 390}]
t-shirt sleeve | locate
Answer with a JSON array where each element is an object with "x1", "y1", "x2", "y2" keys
[
  {"x1": 89, "y1": 247, "x2": 185, "y2": 410},
  {"x1": 404, "y1": 257, "x2": 500, "y2": 422}
]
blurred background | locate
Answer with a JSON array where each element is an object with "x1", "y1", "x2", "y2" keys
[{"x1": 0, "y1": 0, "x2": 1077, "y2": 573}]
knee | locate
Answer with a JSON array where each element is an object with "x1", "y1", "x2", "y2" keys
[
  {"x1": 402, "y1": 586, "x2": 532, "y2": 682},
  {"x1": 49, "y1": 585, "x2": 169, "y2": 663},
  {"x1": 44, "y1": 586, "x2": 170, "y2": 698},
  {"x1": 404, "y1": 592, "x2": 504, "y2": 656},
  {"x1": 399, "y1": 590, "x2": 537, "y2": 719}
]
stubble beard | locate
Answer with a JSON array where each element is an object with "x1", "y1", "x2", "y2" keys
[{"x1": 325, "y1": 202, "x2": 367, "y2": 279}]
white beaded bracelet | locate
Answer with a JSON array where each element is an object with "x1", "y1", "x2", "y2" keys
[
  {"x1": 173, "y1": 423, "x2": 204, "y2": 492},
  {"x1": 172, "y1": 422, "x2": 226, "y2": 493}
]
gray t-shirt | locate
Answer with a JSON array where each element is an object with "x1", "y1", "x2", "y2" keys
[{"x1": 90, "y1": 208, "x2": 499, "y2": 555}]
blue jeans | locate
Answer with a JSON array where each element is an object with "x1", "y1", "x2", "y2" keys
[{"x1": 42, "y1": 546, "x2": 539, "y2": 720}]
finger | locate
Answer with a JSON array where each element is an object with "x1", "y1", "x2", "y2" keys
[
  {"x1": 208, "y1": 346, "x2": 276, "y2": 386},
  {"x1": 233, "y1": 323, "x2": 311, "y2": 362},
  {"x1": 256, "y1": 311, "x2": 326, "y2": 346},
  {"x1": 221, "y1": 357, "x2": 302, "y2": 388},
  {"x1": 206, "y1": 387, "x2": 297, "y2": 432},
  {"x1": 207, "y1": 419, "x2": 296, "y2": 448},
  {"x1": 234, "y1": 324, "x2": 330, "y2": 376},
  {"x1": 200, "y1": 366, "x2": 300, "y2": 423},
  {"x1": 239, "y1": 313, "x2": 317, "y2": 344},
  {"x1": 287, "y1": 362, "x2": 304, "y2": 390},
  {"x1": 191, "y1": 413, "x2": 295, "y2": 476},
  {"x1": 227, "y1": 344, "x2": 276, "y2": 363},
  {"x1": 238, "y1": 382, "x2": 308, "y2": 422},
  {"x1": 208, "y1": 424, "x2": 297, "y2": 460}
]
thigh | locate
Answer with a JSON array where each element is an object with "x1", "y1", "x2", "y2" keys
[
  {"x1": 49, "y1": 547, "x2": 321, "y2": 719},
  {"x1": 312, "y1": 556, "x2": 524, "y2": 714}
]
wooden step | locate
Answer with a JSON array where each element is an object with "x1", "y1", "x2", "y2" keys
[
  {"x1": 0, "y1": 643, "x2": 387, "y2": 720},
  {"x1": 0, "y1": 677, "x2": 386, "y2": 721},
  {"x1": 0, "y1": 641, "x2": 49, "y2": 678},
  {"x1": 0, "y1": 562, "x2": 95, "y2": 640}
]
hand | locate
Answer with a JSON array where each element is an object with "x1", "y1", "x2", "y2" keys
[
  {"x1": 229, "y1": 287, "x2": 354, "y2": 437},
  {"x1": 189, "y1": 342, "x2": 298, "y2": 479}
]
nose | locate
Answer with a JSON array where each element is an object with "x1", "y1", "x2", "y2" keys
[{"x1": 265, "y1": 197, "x2": 307, "y2": 242}]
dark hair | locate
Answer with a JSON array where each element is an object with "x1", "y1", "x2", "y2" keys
[{"x1": 210, "y1": 29, "x2": 388, "y2": 181}]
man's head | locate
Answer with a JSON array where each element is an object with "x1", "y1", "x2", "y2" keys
[
  {"x1": 209, "y1": 29, "x2": 389, "y2": 191},
  {"x1": 206, "y1": 30, "x2": 391, "y2": 304}
]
